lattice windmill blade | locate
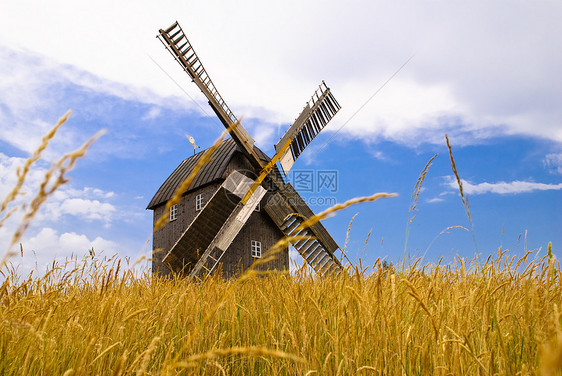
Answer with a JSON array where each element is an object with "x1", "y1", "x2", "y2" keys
[
  {"x1": 274, "y1": 81, "x2": 341, "y2": 175},
  {"x1": 263, "y1": 187, "x2": 343, "y2": 277},
  {"x1": 158, "y1": 21, "x2": 264, "y2": 167}
]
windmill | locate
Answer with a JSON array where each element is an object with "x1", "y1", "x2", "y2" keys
[{"x1": 148, "y1": 21, "x2": 343, "y2": 279}]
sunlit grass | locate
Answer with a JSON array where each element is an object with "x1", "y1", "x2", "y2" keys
[{"x1": 1, "y1": 249, "x2": 561, "y2": 375}]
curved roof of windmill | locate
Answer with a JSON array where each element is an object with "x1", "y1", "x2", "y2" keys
[{"x1": 147, "y1": 138, "x2": 270, "y2": 210}]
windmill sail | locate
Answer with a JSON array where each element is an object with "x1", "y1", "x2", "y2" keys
[
  {"x1": 157, "y1": 22, "x2": 344, "y2": 278},
  {"x1": 158, "y1": 21, "x2": 262, "y2": 166},
  {"x1": 275, "y1": 81, "x2": 341, "y2": 175},
  {"x1": 263, "y1": 188, "x2": 343, "y2": 276},
  {"x1": 189, "y1": 173, "x2": 266, "y2": 279}
]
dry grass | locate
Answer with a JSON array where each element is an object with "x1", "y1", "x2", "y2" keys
[
  {"x1": 1, "y1": 250, "x2": 561, "y2": 375},
  {"x1": 0, "y1": 111, "x2": 71, "y2": 218},
  {"x1": 403, "y1": 153, "x2": 438, "y2": 263},
  {"x1": 446, "y1": 134, "x2": 478, "y2": 252}
]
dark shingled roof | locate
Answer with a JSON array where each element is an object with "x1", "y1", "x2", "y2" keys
[{"x1": 147, "y1": 138, "x2": 269, "y2": 210}]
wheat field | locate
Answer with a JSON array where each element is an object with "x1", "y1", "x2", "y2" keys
[
  {"x1": 1, "y1": 249, "x2": 561, "y2": 375},
  {"x1": 1, "y1": 114, "x2": 561, "y2": 375}
]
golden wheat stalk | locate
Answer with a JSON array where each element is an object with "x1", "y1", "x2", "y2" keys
[
  {"x1": 341, "y1": 213, "x2": 358, "y2": 263},
  {"x1": 410, "y1": 153, "x2": 438, "y2": 221},
  {"x1": 0, "y1": 207, "x2": 18, "y2": 229},
  {"x1": 0, "y1": 111, "x2": 71, "y2": 221},
  {"x1": 445, "y1": 134, "x2": 478, "y2": 252},
  {"x1": 403, "y1": 153, "x2": 438, "y2": 266},
  {"x1": 402, "y1": 278, "x2": 439, "y2": 340},
  {"x1": 173, "y1": 346, "x2": 305, "y2": 369},
  {"x1": 1, "y1": 126, "x2": 105, "y2": 267}
]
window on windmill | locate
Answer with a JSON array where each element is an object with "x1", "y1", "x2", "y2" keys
[
  {"x1": 251, "y1": 240, "x2": 261, "y2": 258},
  {"x1": 196, "y1": 194, "x2": 203, "y2": 211},
  {"x1": 254, "y1": 201, "x2": 260, "y2": 212},
  {"x1": 170, "y1": 204, "x2": 178, "y2": 221}
]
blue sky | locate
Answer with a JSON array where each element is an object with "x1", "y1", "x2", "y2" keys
[{"x1": 1, "y1": 1, "x2": 560, "y2": 274}]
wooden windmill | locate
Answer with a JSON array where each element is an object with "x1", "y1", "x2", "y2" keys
[{"x1": 148, "y1": 21, "x2": 343, "y2": 279}]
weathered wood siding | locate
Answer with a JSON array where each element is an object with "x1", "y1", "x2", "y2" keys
[
  {"x1": 219, "y1": 193, "x2": 289, "y2": 277},
  {"x1": 152, "y1": 182, "x2": 221, "y2": 277}
]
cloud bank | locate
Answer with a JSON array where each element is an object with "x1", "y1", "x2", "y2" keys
[
  {"x1": 445, "y1": 176, "x2": 562, "y2": 195},
  {"x1": 0, "y1": 0, "x2": 560, "y2": 150}
]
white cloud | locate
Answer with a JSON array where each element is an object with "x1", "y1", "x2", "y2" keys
[
  {"x1": 445, "y1": 176, "x2": 562, "y2": 195},
  {"x1": 0, "y1": 49, "x2": 81, "y2": 157},
  {"x1": 0, "y1": 0, "x2": 560, "y2": 149},
  {"x1": 252, "y1": 126, "x2": 276, "y2": 150},
  {"x1": 366, "y1": 148, "x2": 389, "y2": 162},
  {"x1": 544, "y1": 153, "x2": 562, "y2": 175},
  {"x1": 142, "y1": 106, "x2": 162, "y2": 121},
  {"x1": 63, "y1": 187, "x2": 116, "y2": 200},
  {"x1": 1, "y1": 227, "x2": 118, "y2": 277},
  {"x1": 1, "y1": 152, "x2": 117, "y2": 226},
  {"x1": 23, "y1": 227, "x2": 117, "y2": 255},
  {"x1": 59, "y1": 198, "x2": 116, "y2": 221},
  {"x1": 426, "y1": 197, "x2": 445, "y2": 203}
]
